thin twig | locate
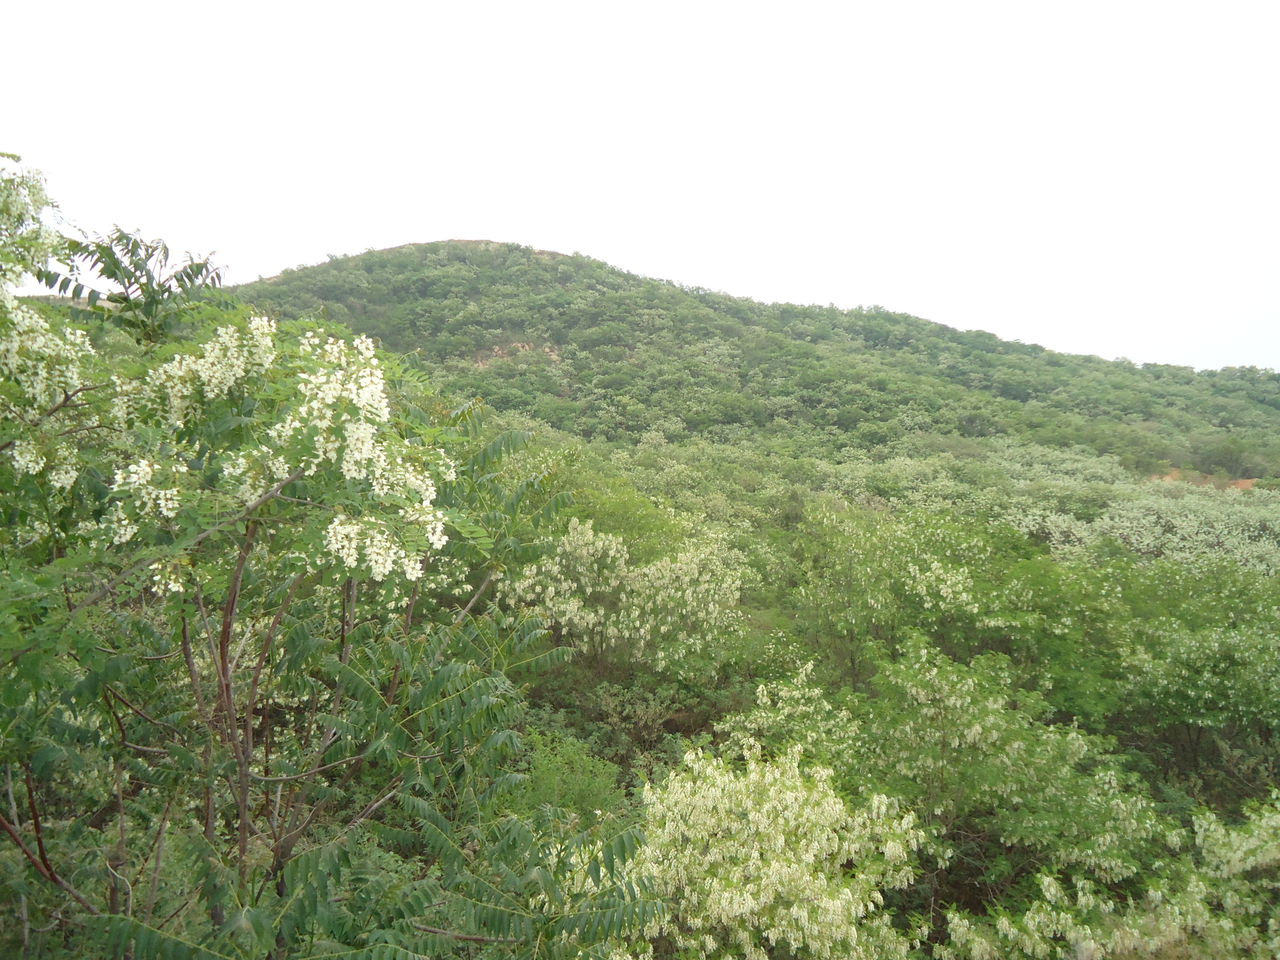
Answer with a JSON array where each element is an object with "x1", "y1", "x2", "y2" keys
[
  {"x1": 5, "y1": 766, "x2": 30, "y2": 948},
  {"x1": 0, "y1": 384, "x2": 106, "y2": 452},
  {"x1": 454, "y1": 569, "x2": 496, "y2": 624},
  {"x1": 140, "y1": 800, "x2": 172, "y2": 924},
  {"x1": 180, "y1": 616, "x2": 212, "y2": 731},
  {"x1": 106, "y1": 683, "x2": 183, "y2": 735},
  {"x1": 248, "y1": 754, "x2": 364, "y2": 783},
  {"x1": 244, "y1": 573, "x2": 305, "y2": 761},
  {"x1": 221, "y1": 524, "x2": 258, "y2": 891},
  {"x1": 411, "y1": 922, "x2": 518, "y2": 944}
]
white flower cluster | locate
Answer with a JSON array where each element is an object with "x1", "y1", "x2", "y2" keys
[
  {"x1": 0, "y1": 298, "x2": 96, "y2": 411},
  {"x1": 0, "y1": 165, "x2": 70, "y2": 388},
  {"x1": 633, "y1": 745, "x2": 923, "y2": 960},
  {"x1": 795, "y1": 505, "x2": 990, "y2": 663},
  {"x1": 272, "y1": 334, "x2": 451, "y2": 549},
  {"x1": 149, "y1": 561, "x2": 184, "y2": 594},
  {"x1": 178, "y1": 328, "x2": 452, "y2": 581},
  {"x1": 98, "y1": 457, "x2": 190, "y2": 545},
  {"x1": 401, "y1": 503, "x2": 449, "y2": 551},
  {"x1": 0, "y1": 160, "x2": 59, "y2": 286},
  {"x1": 47, "y1": 459, "x2": 78, "y2": 490},
  {"x1": 503, "y1": 518, "x2": 748, "y2": 678},
  {"x1": 105, "y1": 502, "x2": 138, "y2": 546},
  {"x1": 714, "y1": 647, "x2": 1250, "y2": 960},
  {"x1": 219, "y1": 447, "x2": 296, "y2": 506},
  {"x1": 629, "y1": 536, "x2": 748, "y2": 675},
  {"x1": 836, "y1": 438, "x2": 1280, "y2": 575},
  {"x1": 1129, "y1": 625, "x2": 1280, "y2": 733},
  {"x1": 9, "y1": 438, "x2": 44, "y2": 475},
  {"x1": 113, "y1": 458, "x2": 185, "y2": 520},
  {"x1": 323, "y1": 514, "x2": 438, "y2": 581},
  {"x1": 718, "y1": 662, "x2": 861, "y2": 765},
  {"x1": 0, "y1": 163, "x2": 94, "y2": 495},
  {"x1": 273, "y1": 333, "x2": 389, "y2": 471},
  {"x1": 139, "y1": 323, "x2": 452, "y2": 583},
  {"x1": 942, "y1": 816, "x2": 1280, "y2": 960},
  {"x1": 148, "y1": 317, "x2": 277, "y2": 428},
  {"x1": 7, "y1": 436, "x2": 77, "y2": 492},
  {"x1": 503, "y1": 518, "x2": 628, "y2": 653},
  {"x1": 855, "y1": 642, "x2": 1164, "y2": 877}
]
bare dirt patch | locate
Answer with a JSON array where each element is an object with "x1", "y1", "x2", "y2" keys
[{"x1": 1154, "y1": 468, "x2": 1257, "y2": 491}]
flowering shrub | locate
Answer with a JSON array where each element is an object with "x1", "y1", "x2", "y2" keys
[
  {"x1": 630, "y1": 745, "x2": 923, "y2": 960},
  {"x1": 503, "y1": 517, "x2": 747, "y2": 678},
  {"x1": 829, "y1": 439, "x2": 1280, "y2": 573}
]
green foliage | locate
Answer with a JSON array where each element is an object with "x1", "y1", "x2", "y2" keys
[
  {"x1": 235, "y1": 239, "x2": 1280, "y2": 958},
  {"x1": 0, "y1": 163, "x2": 650, "y2": 958},
  {"x1": 502, "y1": 731, "x2": 626, "y2": 824},
  {"x1": 721, "y1": 646, "x2": 1280, "y2": 957},
  {"x1": 8, "y1": 162, "x2": 1280, "y2": 960},
  {"x1": 39, "y1": 228, "x2": 224, "y2": 345},
  {"x1": 236, "y1": 240, "x2": 1280, "y2": 477}
]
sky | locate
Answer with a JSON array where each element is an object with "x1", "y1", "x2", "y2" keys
[{"x1": 7, "y1": 0, "x2": 1279, "y2": 370}]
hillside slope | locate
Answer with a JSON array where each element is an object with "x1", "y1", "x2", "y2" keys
[{"x1": 236, "y1": 240, "x2": 1280, "y2": 477}]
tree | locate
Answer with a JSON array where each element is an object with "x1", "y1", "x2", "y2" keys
[
  {"x1": 502, "y1": 517, "x2": 747, "y2": 680},
  {"x1": 720, "y1": 644, "x2": 1280, "y2": 958},
  {"x1": 628, "y1": 745, "x2": 923, "y2": 960},
  {"x1": 0, "y1": 158, "x2": 649, "y2": 959}
]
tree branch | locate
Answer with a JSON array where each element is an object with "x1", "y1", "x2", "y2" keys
[
  {"x1": 248, "y1": 754, "x2": 364, "y2": 783},
  {"x1": 0, "y1": 383, "x2": 106, "y2": 451},
  {"x1": 411, "y1": 922, "x2": 518, "y2": 944},
  {"x1": 0, "y1": 808, "x2": 101, "y2": 915},
  {"x1": 244, "y1": 573, "x2": 305, "y2": 761},
  {"x1": 454, "y1": 568, "x2": 497, "y2": 624},
  {"x1": 68, "y1": 466, "x2": 306, "y2": 615}
]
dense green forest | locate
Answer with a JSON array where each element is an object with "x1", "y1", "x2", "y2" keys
[
  {"x1": 238, "y1": 241, "x2": 1280, "y2": 479},
  {"x1": 3, "y1": 162, "x2": 1279, "y2": 959}
]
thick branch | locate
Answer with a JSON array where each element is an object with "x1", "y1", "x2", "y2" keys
[{"x1": 0, "y1": 808, "x2": 102, "y2": 915}]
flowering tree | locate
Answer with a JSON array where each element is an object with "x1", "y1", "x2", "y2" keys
[
  {"x1": 721, "y1": 644, "x2": 1280, "y2": 958},
  {"x1": 502, "y1": 517, "x2": 747, "y2": 679},
  {"x1": 628, "y1": 746, "x2": 923, "y2": 960},
  {"x1": 0, "y1": 159, "x2": 646, "y2": 958}
]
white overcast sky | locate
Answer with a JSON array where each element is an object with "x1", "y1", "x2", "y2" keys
[{"x1": 8, "y1": 1, "x2": 1279, "y2": 370}]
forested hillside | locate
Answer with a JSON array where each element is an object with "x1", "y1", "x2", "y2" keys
[
  {"x1": 5, "y1": 165, "x2": 1280, "y2": 960},
  {"x1": 238, "y1": 241, "x2": 1280, "y2": 479}
]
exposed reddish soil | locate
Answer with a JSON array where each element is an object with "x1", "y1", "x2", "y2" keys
[{"x1": 1155, "y1": 468, "x2": 1257, "y2": 491}]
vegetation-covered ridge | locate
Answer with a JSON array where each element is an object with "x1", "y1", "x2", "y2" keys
[
  {"x1": 237, "y1": 240, "x2": 1280, "y2": 479},
  {"x1": 5, "y1": 156, "x2": 1280, "y2": 960}
]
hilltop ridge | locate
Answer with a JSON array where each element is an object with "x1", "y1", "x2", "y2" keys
[{"x1": 236, "y1": 240, "x2": 1280, "y2": 478}]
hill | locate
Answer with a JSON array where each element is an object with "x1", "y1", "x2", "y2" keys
[
  {"x1": 232, "y1": 241, "x2": 1280, "y2": 956},
  {"x1": 8, "y1": 183, "x2": 1280, "y2": 955},
  {"x1": 236, "y1": 240, "x2": 1280, "y2": 478}
]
